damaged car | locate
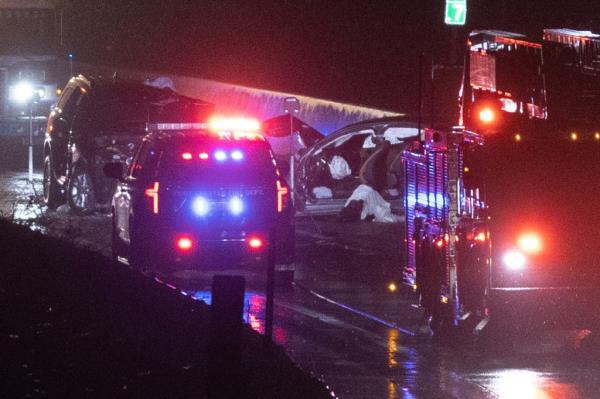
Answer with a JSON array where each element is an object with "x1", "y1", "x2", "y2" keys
[
  {"x1": 262, "y1": 114, "x2": 324, "y2": 179},
  {"x1": 42, "y1": 75, "x2": 213, "y2": 214},
  {"x1": 293, "y1": 116, "x2": 420, "y2": 219}
]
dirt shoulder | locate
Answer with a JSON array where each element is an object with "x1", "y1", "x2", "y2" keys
[{"x1": 0, "y1": 219, "x2": 331, "y2": 398}]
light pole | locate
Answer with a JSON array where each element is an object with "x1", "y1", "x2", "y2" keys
[
  {"x1": 9, "y1": 81, "x2": 42, "y2": 182},
  {"x1": 283, "y1": 97, "x2": 300, "y2": 204}
]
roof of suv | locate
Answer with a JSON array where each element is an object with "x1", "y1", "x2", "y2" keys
[
  {"x1": 66, "y1": 75, "x2": 214, "y2": 123},
  {"x1": 69, "y1": 74, "x2": 213, "y2": 107}
]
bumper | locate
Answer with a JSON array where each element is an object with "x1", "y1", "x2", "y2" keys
[{"x1": 140, "y1": 227, "x2": 295, "y2": 272}]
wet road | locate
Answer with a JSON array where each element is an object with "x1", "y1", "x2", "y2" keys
[{"x1": 3, "y1": 170, "x2": 600, "y2": 398}]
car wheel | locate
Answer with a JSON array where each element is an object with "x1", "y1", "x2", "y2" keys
[
  {"x1": 67, "y1": 163, "x2": 95, "y2": 215},
  {"x1": 42, "y1": 156, "x2": 63, "y2": 209}
]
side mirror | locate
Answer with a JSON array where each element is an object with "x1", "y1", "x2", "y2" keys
[{"x1": 103, "y1": 162, "x2": 126, "y2": 181}]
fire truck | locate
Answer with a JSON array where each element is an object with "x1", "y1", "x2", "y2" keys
[
  {"x1": 404, "y1": 28, "x2": 600, "y2": 339},
  {"x1": 403, "y1": 127, "x2": 489, "y2": 336}
]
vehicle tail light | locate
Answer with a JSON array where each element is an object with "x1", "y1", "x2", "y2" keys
[
  {"x1": 276, "y1": 179, "x2": 289, "y2": 213},
  {"x1": 247, "y1": 236, "x2": 264, "y2": 250},
  {"x1": 144, "y1": 181, "x2": 159, "y2": 214},
  {"x1": 181, "y1": 152, "x2": 193, "y2": 160},
  {"x1": 176, "y1": 235, "x2": 194, "y2": 251},
  {"x1": 199, "y1": 152, "x2": 209, "y2": 160},
  {"x1": 517, "y1": 232, "x2": 542, "y2": 255}
]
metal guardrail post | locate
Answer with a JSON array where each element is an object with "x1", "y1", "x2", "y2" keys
[{"x1": 208, "y1": 275, "x2": 245, "y2": 398}]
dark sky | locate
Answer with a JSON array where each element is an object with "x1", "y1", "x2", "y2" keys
[{"x1": 62, "y1": 0, "x2": 600, "y2": 114}]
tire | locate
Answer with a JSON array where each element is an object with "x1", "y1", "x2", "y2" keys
[
  {"x1": 67, "y1": 163, "x2": 96, "y2": 215},
  {"x1": 429, "y1": 304, "x2": 456, "y2": 343},
  {"x1": 42, "y1": 155, "x2": 63, "y2": 209}
]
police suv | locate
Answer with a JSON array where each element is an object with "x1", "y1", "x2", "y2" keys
[{"x1": 104, "y1": 118, "x2": 295, "y2": 281}]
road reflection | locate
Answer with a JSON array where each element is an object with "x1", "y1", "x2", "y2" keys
[
  {"x1": 479, "y1": 369, "x2": 582, "y2": 399},
  {"x1": 189, "y1": 290, "x2": 287, "y2": 345}
]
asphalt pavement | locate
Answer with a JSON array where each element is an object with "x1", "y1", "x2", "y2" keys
[{"x1": 3, "y1": 169, "x2": 600, "y2": 398}]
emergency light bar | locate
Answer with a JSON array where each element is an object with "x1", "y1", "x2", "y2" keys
[
  {"x1": 145, "y1": 117, "x2": 264, "y2": 140},
  {"x1": 146, "y1": 123, "x2": 208, "y2": 131},
  {"x1": 208, "y1": 116, "x2": 261, "y2": 132}
]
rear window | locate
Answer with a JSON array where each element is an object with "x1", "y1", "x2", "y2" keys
[{"x1": 157, "y1": 141, "x2": 278, "y2": 186}]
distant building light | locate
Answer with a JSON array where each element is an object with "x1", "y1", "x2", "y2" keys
[{"x1": 9, "y1": 81, "x2": 34, "y2": 104}]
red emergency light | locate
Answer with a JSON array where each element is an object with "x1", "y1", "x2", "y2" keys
[
  {"x1": 247, "y1": 236, "x2": 264, "y2": 250},
  {"x1": 176, "y1": 235, "x2": 194, "y2": 251}
]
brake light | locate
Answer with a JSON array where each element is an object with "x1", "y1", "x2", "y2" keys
[
  {"x1": 181, "y1": 152, "x2": 193, "y2": 160},
  {"x1": 144, "y1": 182, "x2": 159, "y2": 214},
  {"x1": 276, "y1": 180, "x2": 289, "y2": 213},
  {"x1": 199, "y1": 152, "x2": 209, "y2": 160},
  {"x1": 247, "y1": 236, "x2": 264, "y2": 250},
  {"x1": 176, "y1": 235, "x2": 194, "y2": 251}
]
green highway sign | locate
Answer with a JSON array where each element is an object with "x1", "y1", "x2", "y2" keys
[{"x1": 445, "y1": 0, "x2": 467, "y2": 26}]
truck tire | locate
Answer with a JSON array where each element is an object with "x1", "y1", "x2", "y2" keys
[
  {"x1": 42, "y1": 156, "x2": 63, "y2": 210},
  {"x1": 67, "y1": 163, "x2": 96, "y2": 215}
]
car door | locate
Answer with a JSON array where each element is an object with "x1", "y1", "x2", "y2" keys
[
  {"x1": 114, "y1": 140, "x2": 154, "y2": 251},
  {"x1": 296, "y1": 128, "x2": 375, "y2": 215}
]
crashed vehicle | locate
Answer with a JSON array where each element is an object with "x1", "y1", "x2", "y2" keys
[
  {"x1": 262, "y1": 114, "x2": 324, "y2": 179},
  {"x1": 42, "y1": 75, "x2": 213, "y2": 214},
  {"x1": 293, "y1": 116, "x2": 420, "y2": 217}
]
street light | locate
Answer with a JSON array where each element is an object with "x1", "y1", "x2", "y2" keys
[
  {"x1": 9, "y1": 80, "x2": 41, "y2": 182},
  {"x1": 9, "y1": 81, "x2": 34, "y2": 104}
]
